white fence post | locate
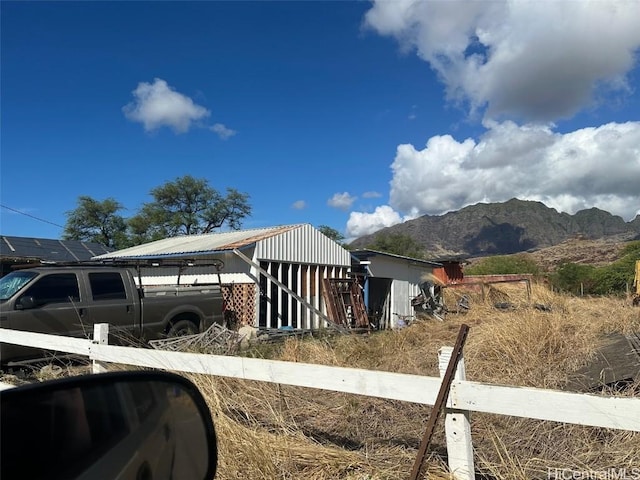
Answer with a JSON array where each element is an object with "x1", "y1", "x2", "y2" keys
[
  {"x1": 439, "y1": 346, "x2": 475, "y2": 480},
  {"x1": 92, "y1": 324, "x2": 109, "y2": 374}
]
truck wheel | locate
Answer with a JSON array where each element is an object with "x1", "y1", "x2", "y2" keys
[{"x1": 168, "y1": 319, "x2": 198, "y2": 337}]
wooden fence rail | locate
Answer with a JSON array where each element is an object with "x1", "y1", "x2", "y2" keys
[{"x1": 1, "y1": 325, "x2": 639, "y2": 480}]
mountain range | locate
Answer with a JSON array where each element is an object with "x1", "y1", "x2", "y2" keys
[{"x1": 349, "y1": 199, "x2": 640, "y2": 257}]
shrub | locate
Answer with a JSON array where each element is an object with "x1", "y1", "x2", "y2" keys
[
  {"x1": 550, "y1": 241, "x2": 639, "y2": 296},
  {"x1": 590, "y1": 241, "x2": 640, "y2": 295},
  {"x1": 549, "y1": 262, "x2": 596, "y2": 295},
  {"x1": 465, "y1": 254, "x2": 541, "y2": 275}
]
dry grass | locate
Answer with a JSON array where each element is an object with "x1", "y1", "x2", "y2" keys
[
  {"x1": 186, "y1": 284, "x2": 640, "y2": 479},
  {"x1": 3, "y1": 284, "x2": 638, "y2": 479}
]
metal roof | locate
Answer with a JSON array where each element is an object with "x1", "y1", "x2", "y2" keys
[
  {"x1": 1, "y1": 236, "x2": 112, "y2": 262},
  {"x1": 351, "y1": 249, "x2": 442, "y2": 267},
  {"x1": 93, "y1": 225, "x2": 305, "y2": 260}
]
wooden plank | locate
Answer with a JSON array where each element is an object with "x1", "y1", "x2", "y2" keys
[
  {"x1": 567, "y1": 333, "x2": 640, "y2": 390},
  {"x1": 88, "y1": 342, "x2": 442, "y2": 404},
  {"x1": 2, "y1": 327, "x2": 640, "y2": 432},
  {"x1": 450, "y1": 381, "x2": 640, "y2": 431},
  {"x1": 349, "y1": 280, "x2": 369, "y2": 329},
  {"x1": 321, "y1": 278, "x2": 343, "y2": 327},
  {"x1": 0, "y1": 328, "x2": 91, "y2": 356},
  {"x1": 88, "y1": 347, "x2": 640, "y2": 432}
]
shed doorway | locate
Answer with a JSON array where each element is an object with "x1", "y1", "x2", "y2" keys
[{"x1": 367, "y1": 277, "x2": 393, "y2": 330}]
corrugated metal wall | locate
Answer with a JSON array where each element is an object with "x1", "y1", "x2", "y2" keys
[{"x1": 255, "y1": 224, "x2": 351, "y2": 267}]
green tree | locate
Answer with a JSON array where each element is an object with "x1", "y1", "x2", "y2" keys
[
  {"x1": 549, "y1": 242, "x2": 640, "y2": 296},
  {"x1": 590, "y1": 241, "x2": 640, "y2": 295},
  {"x1": 366, "y1": 233, "x2": 424, "y2": 258},
  {"x1": 129, "y1": 176, "x2": 251, "y2": 243},
  {"x1": 550, "y1": 262, "x2": 596, "y2": 295},
  {"x1": 465, "y1": 254, "x2": 541, "y2": 275},
  {"x1": 63, "y1": 196, "x2": 129, "y2": 249},
  {"x1": 317, "y1": 225, "x2": 345, "y2": 245}
]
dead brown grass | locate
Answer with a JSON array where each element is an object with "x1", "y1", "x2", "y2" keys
[
  {"x1": 6, "y1": 285, "x2": 636, "y2": 479},
  {"x1": 186, "y1": 284, "x2": 640, "y2": 479}
]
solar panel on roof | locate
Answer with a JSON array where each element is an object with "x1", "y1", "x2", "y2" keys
[
  {"x1": 64, "y1": 242, "x2": 92, "y2": 261},
  {"x1": 0, "y1": 236, "x2": 113, "y2": 262}
]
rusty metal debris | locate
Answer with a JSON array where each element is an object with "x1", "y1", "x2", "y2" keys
[
  {"x1": 149, "y1": 323, "x2": 241, "y2": 355},
  {"x1": 411, "y1": 278, "x2": 447, "y2": 321},
  {"x1": 322, "y1": 278, "x2": 369, "y2": 330},
  {"x1": 409, "y1": 323, "x2": 470, "y2": 480}
]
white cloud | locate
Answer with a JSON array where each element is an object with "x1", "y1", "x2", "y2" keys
[
  {"x1": 346, "y1": 205, "x2": 404, "y2": 237},
  {"x1": 362, "y1": 191, "x2": 382, "y2": 199},
  {"x1": 211, "y1": 123, "x2": 237, "y2": 140},
  {"x1": 123, "y1": 78, "x2": 210, "y2": 133},
  {"x1": 385, "y1": 121, "x2": 640, "y2": 221},
  {"x1": 291, "y1": 200, "x2": 307, "y2": 210},
  {"x1": 349, "y1": 2, "x2": 640, "y2": 238},
  {"x1": 408, "y1": 104, "x2": 417, "y2": 120},
  {"x1": 328, "y1": 192, "x2": 357, "y2": 210},
  {"x1": 364, "y1": 0, "x2": 640, "y2": 122}
]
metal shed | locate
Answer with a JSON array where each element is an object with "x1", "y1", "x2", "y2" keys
[
  {"x1": 93, "y1": 224, "x2": 352, "y2": 330},
  {"x1": 350, "y1": 249, "x2": 442, "y2": 329}
]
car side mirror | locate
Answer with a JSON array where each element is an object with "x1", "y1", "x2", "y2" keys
[
  {"x1": 1, "y1": 371, "x2": 217, "y2": 480},
  {"x1": 16, "y1": 295, "x2": 36, "y2": 310}
]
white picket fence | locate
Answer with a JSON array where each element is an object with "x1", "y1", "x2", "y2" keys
[{"x1": 1, "y1": 325, "x2": 639, "y2": 480}]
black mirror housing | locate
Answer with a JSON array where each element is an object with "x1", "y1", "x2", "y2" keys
[
  {"x1": 16, "y1": 295, "x2": 36, "y2": 310},
  {"x1": 1, "y1": 371, "x2": 217, "y2": 480}
]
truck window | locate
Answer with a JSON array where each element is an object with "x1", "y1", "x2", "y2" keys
[
  {"x1": 0, "y1": 271, "x2": 37, "y2": 301},
  {"x1": 89, "y1": 272, "x2": 127, "y2": 301},
  {"x1": 21, "y1": 273, "x2": 80, "y2": 306}
]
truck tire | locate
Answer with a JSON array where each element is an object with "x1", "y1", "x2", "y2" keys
[{"x1": 168, "y1": 319, "x2": 199, "y2": 337}]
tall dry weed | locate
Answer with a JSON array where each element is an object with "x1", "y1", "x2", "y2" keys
[
  {"x1": 186, "y1": 373, "x2": 424, "y2": 479},
  {"x1": 184, "y1": 287, "x2": 638, "y2": 479}
]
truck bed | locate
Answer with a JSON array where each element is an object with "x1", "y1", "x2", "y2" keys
[{"x1": 142, "y1": 284, "x2": 221, "y2": 297}]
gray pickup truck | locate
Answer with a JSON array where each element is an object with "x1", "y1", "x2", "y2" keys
[{"x1": 0, "y1": 265, "x2": 224, "y2": 366}]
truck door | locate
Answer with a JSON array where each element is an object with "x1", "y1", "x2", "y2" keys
[
  {"x1": 86, "y1": 272, "x2": 140, "y2": 339},
  {"x1": 1, "y1": 272, "x2": 87, "y2": 363}
]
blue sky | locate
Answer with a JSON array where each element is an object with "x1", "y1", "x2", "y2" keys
[{"x1": 2, "y1": 1, "x2": 640, "y2": 242}]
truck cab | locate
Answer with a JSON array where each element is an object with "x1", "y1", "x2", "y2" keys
[
  {"x1": 1, "y1": 264, "x2": 224, "y2": 367},
  {"x1": 0, "y1": 267, "x2": 141, "y2": 365}
]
